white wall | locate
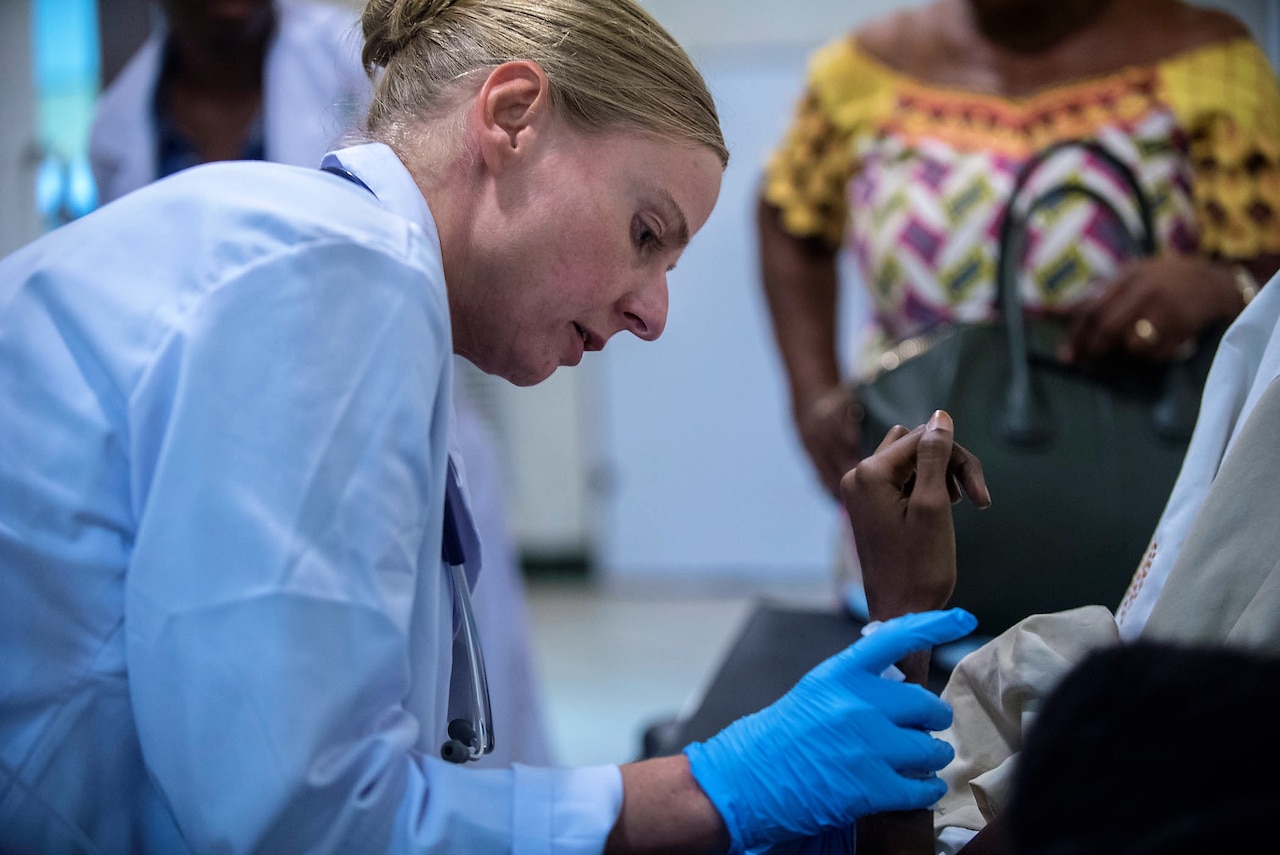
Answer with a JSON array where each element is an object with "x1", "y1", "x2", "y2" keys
[{"x1": 641, "y1": 0, "x2": 923, "y2": 51}]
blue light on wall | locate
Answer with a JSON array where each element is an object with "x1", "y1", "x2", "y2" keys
[{"x1": 32, "y1": 0, "x2": 100, "y2": 228}]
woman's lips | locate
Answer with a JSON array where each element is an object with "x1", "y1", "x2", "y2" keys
[
  {"x1": 567, "y1": 323, "x2": 587, "y2": 366},
  {"x1": 574, "y1": 322, "x2": 604, "y2": 352}
]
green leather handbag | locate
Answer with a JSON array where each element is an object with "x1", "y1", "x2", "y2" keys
[{"x1": 857, "y1": 140, "x2": 1219, "y2": 636}]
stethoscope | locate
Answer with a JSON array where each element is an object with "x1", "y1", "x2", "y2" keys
[
  {"x1": 439, "y1": 462, "x2": 496, "y2": 763},
  {"x1": 320, "y1": 156, "x2": 494, "y2": 764}
]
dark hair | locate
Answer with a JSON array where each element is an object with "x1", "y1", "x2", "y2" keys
[{"x1": 1007, "y1": 641, "x2": 1280, "y2": 855}]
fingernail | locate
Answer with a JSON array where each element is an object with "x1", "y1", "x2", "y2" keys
[{"x1": 928, "y1": 410, "x2": 952, "y2": 431}]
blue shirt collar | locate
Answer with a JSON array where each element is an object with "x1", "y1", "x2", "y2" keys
[{"x1": 321, "y1": 142, "x2": 440, "y2": 250}]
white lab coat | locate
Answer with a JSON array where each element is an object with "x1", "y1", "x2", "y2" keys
[
  {"x1": 0, "y1": 142, "x2": 619, "y2": 853},
  {"x1": 88, "y1": 0, "x2": 555, "y2": 769},
  {"x1": 89, "y1": 0, "x2": 369, "y2": 202}
]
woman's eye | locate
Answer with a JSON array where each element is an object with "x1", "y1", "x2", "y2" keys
[{"x1": 633, "y1": 217, "x2": 664, "y2": 251}]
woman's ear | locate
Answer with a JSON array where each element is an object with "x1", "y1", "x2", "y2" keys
[{"x1": 473, "y1": 60, "x2": 551, "y2": 173}]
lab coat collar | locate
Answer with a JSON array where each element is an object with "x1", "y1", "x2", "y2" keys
[
  {"x1": 90, "y1": 36, "x2": 164, "y2": 199},
  {"x1": 320, "y1": 142, "x2": 441, "y2": 250}
]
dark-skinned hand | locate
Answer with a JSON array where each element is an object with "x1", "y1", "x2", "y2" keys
[
  {"x1": 1058, "y1": 255, "x2": 1239, "y2": 364},
  {"x1": 840, "y1": 412, "x2": 991, "y2": 621},
  {"x1": 797, "y1": 383, "x2": 862, "y2": 499}
]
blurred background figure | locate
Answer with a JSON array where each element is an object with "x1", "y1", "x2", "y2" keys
[
  {"x1": 89, "y1": 0, "x2": 366, "y2": 200},
  {"x1": 758, "y1": 0, "x2": 1280, "y2": 629},
  {"x1": 88, "y1": 0, "x2": 551, "y2": 767}
]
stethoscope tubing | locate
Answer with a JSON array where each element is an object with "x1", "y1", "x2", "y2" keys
[{"x1": 446, "y1": 560, "x2": 495, "y2": 761}]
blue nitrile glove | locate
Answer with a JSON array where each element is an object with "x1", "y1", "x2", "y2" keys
[{"x1": 684, "y1": 608, "x2": 977, "y2": 854}]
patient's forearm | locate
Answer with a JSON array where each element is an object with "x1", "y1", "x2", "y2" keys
[
  {"x1": 854, "y1": 624, "x2": 938, "y2": 853},
  {"x1": 893, "y1": 649, "x2": 932, "y2": 687},
  {"x1": 856, "y1": 810, "x2": 935, "y2": 855}
]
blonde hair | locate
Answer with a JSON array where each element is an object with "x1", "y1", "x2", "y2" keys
[{"x1": 360, "y1": 0, "x2": 728, "y2": 166}]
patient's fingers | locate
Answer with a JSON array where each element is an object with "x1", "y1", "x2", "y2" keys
[
  {"x1": 864, "y1": 423, "x2": 991, "y2": 509},
  {"x1": 948, "y1": 440, "x2": 990, "y2": 509},
  {"x1": 874, "y1": 424, "x2": 912, "y2": 455}
]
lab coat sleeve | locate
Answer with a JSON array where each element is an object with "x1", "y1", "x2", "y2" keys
[{"x1": 122, "y1": 238, "x2": 621, "y2": 852}]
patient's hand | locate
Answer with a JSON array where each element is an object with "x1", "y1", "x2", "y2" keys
[
  {"x1": 842, "y1": 412, "x2": 989, "y2": 853},
  {"x1": 840, "y1": 411, "x2": 990, "y2": 624}
]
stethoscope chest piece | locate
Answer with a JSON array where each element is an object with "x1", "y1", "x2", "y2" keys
[{"x1": 441, "y1": 718, "x2": 478, "y2": 764}]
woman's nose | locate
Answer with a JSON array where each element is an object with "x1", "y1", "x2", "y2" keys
[{"x1": 620, "y1": 275, "x2": 668, "y2": 342}]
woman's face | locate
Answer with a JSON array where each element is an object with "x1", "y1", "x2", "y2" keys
[{"x1": 454, "y1": 126, "x2": 723, "y2": 387}]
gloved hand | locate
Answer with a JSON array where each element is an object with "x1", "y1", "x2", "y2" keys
[{"x1": 684, "y1": 608, "x2": 977, "y2": 853}]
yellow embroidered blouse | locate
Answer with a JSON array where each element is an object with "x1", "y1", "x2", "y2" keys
[{"x1": 764, "y1": 36, "x2": 1280, "y2": 369}]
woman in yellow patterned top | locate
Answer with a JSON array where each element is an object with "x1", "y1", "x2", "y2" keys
[{"x1": 759, "y1": 0, "x2": 1280, "y2": 500}]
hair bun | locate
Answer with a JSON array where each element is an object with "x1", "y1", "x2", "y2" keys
[{"x1": 361, "y1": 0, "x2": 462, "y2": 73}]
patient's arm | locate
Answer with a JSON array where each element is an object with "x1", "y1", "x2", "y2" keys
[
  {"x1": 843, "y1": 414, "x2": 990, "y2": 854},
  {"x1": 856, "y1": 811, "x2": 937, "y2": 855},
  {"x1": 841, "y1": 416, "x2": 989, "y2": 681}
]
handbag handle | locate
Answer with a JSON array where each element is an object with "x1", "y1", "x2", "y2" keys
[
  {"x1": 994, "y1": 139, "x2": 1166, "y2": 446},
  {"x1": 996, "y1": 139, "x2": 1156, "y2": 306}
]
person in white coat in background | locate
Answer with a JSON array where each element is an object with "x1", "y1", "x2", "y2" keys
[
  {"x1": 89, "y1": 0, "x2": 368, "y2": 200},
  {"x1": 88, "y1": 0, "x2": 553, "y2": 768}
]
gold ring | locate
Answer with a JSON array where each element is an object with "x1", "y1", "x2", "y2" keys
[{"x1": 1133, "y1": 318, "x2": 1159, "y2": 346}]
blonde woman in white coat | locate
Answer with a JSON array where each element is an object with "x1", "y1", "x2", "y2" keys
[{"x1": 88, "y1": 0, "x2": 553, "y2": 769}]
